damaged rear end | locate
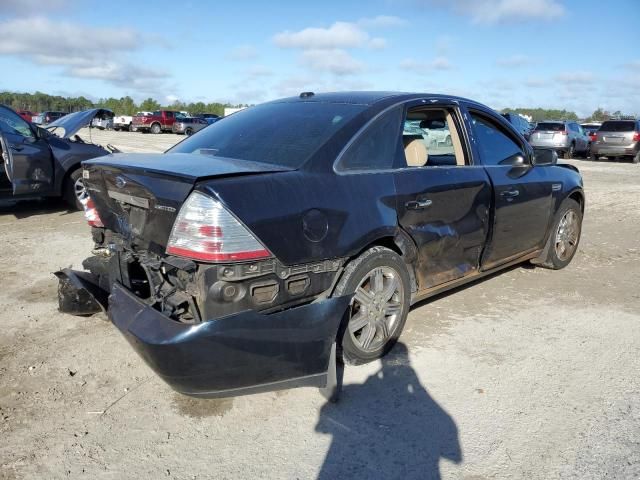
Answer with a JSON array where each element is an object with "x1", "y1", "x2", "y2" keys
[{"x1": 56, "y1": 152, "x2": 349, "y2": 398}]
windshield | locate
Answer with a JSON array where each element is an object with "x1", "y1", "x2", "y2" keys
[
  {"x1": 168, "y1": 101, "x2": 366, "y2": 168},
  {"x1": 599, "y1": 121, "x2": 636, "y2": 132},
  {"x1": 535, "y1": 122, "x2": 565, "y2": 131}
]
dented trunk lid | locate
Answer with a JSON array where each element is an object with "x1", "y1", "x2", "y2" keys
[{"x1": 82, "y1": 152, "x2": 292, "y2": 253}]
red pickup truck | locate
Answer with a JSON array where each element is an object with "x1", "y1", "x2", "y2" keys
[{"x1": 131, "y1": 110, "x2": 179, "y2": 134}]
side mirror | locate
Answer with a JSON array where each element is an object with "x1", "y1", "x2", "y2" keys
[{"x1": 532, "y1": 148, "x2": 557, "y2": 166}]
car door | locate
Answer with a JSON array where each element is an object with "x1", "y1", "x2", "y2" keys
[
  {"x1": 465, "y1": 107, "x2": 554, "y2": 269},
  {"x1": 0, "y1": 106, "x2": 54, "y2": 195},
  {"x1": 393, "y1": 101, "x2": 492, "y2": 289},
  {"x1": 0, "y1": 105, "x2": 54, "y2": 196}
]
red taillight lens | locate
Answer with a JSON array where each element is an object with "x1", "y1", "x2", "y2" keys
[
  {"x1": 82, "y1": 196, "x2": 104, "y2": 228},
  {"x1": 166, "y1": 191, "x2": 271, "y2": 262},
  {"x1": 633, "y1": 132, "x2": 640, "y2": 142},
  {"x1": 589, "y1": 133, "x2": 597, "y2": 142}
]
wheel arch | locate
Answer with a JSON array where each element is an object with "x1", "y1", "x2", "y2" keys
[{"x1": 568, "y1": 188, "x2": 585, "y2": 213}]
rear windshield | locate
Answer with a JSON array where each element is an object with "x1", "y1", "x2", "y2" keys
[
  {"x1": 168, "y1": 102, "x2": 366, "y2": 168},
  {"x1": 535, "y1": 122, "x2": 564, "y2": 131},
  {"x1": 599, "y1": 121, "x2": 636, "y2": 132}
]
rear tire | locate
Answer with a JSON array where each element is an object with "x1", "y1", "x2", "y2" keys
[
  {"x1": 564, "y1": 144, "x2": 574, "y2": 159},
  {"x1": 150, "y1": 123, "x2": 161, "y2": 134},
  {"x1": 534, "y1": 198, "x2": 582, "y2": 270},
  {"x1": 333, "y1": 246, "x2": 411, "y2": 365},
  {"x1": 185, "y1": 128, "x2": 193, "y2": 136},
  {"x1": 590, "y1": 152, "x2": 598, "y2": 161},
  {"x1": 63, "y1": 168, "x2": 86, "y2": 211},
  {"x1": 633, "y1": 152, "x2": 640, "y2": 164}
]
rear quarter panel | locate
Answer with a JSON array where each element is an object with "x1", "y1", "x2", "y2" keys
[{"x1": 200, "y1": 170, "x2": 398, "y2": 266}]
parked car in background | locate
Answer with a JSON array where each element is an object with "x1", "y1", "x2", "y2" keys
[
  {"x1": 0, "y1": 106, "x2": 118, "y2": 210},
  {"x1": 132, "y1": 110, "x2": 179, "y2": 134},
  {"x1": 194, "y1": 113, "x2": 221, "y2": 125},
  {"x1": 502, "y1": 112, "x2": 533, "y2": 140},
  {"x1": 91, "y1": 112, "x2": 114, "y2": 130},
  {"x1": 17, "y1": 110, "x2": 36, "y2": 123},
  {"x1": 56, "y1": 91, "x2": 584, "y2": 400},
  {"x1": 32, "y1": 111, "x2": 67, "y2": 125},
  {"x1": 172, "y1": 117, "x2": 209, "y2": 135},
  {"x1": 530, "y1": 121, "x2": 590, "y2": 159},
  {"x1": 591, "y1": 119, "x2": 640, "y2": 163},
  {"x1": 581, "y1": 122, "x2": 601, "y2": 143},
  {"x1": 114, "y1": 115, "x2": 132, "y2": 131}
]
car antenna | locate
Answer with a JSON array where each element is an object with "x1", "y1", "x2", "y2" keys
[{"x1": 299, "y1": 91, "x2": 315, "y2": 98}]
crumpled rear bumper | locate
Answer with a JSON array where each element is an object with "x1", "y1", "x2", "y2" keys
[{"x1": 56, "y1": 271, "x2": 350, "y2": 398}]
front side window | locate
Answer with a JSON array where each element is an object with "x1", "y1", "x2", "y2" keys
[
  {"x1": 336, "y1": 106, "x2": 403, "y2": 171},
  {"x1": 0, "y1": 106, "x2": 35, "y2": 139},
  {"x1": 470, "y1": 112, "x2": 525, "y2": 166}
]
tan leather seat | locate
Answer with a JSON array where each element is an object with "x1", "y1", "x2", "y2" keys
[{"x1": 403, "y1": 136, "x2": 428, "y2": 167}]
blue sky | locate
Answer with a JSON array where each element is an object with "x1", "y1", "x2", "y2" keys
[{"x1": 0, "y1": 0, "x2": 638, "y2": 117}]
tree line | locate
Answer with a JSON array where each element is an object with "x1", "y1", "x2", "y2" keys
[
  {"x1": 501, "y1": 107, "x2": 637, "y2": 122},
  {"x1": 0, "y1": 91, "x2": 248, "y2": 117}
]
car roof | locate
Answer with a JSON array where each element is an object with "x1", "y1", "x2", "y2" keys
[{"x1": 268, "y1": 91, "x2": 481, "y2": 107}]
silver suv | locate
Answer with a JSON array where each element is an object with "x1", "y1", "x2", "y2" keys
[
  {"x1": 529, "y1": 121, "x2": 590, "y2": 159},
  {"x1": 591, "y1": 120, "x2": 640, "y2": 163}
]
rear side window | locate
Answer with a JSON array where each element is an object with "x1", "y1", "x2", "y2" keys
[
  {"x1": 336, "y1": 106, "x2": 403, "y2": 172},
  {"x1": 470, "y1": 112, "x2": 525, "y2": 166},
  {"x1": 169, "y1": 101, "x2": 366, "y2": 168},
  {"x1": 599, "y1": 121, "x2": 636, "y2": 132},
  {"x1": 535, "y1": 122, "x2": 565, "y2": 131}
]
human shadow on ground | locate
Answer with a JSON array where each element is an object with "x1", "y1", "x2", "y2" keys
[{"x1": 315, "y1": 343, "x2": 461, "y2": 480}]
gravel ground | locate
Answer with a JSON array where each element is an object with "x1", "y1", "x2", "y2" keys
[{"x1": 0, "y1": 131, "x2": 638, "y2": 480}]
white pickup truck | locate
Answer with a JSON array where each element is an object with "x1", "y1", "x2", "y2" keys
[{"x1": 114, "y1": 112, "x2": 152, "y2": 132}]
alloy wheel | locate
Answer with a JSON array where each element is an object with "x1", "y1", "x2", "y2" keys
[
  {"x1": 347, "y1": 266, "x2": 404, "y2": 352},
  {"x1": 74, "y1": 177, "x2": 88, "y2": 204},
  {"x1": 555, "y1": 209, "x2": 579, "y2": 261}
]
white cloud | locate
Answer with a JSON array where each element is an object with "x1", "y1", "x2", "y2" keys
[
  {"x1": 369, "y1": 37, "x2": 387, "y2": 50},
  {"x1": 525, "y1": 78, "x2": 547, "y2": 88},
  {"x1": 0, "y1": 17, "x2": 167, "y2": 92},
  {"x1": 622, "y1": 60, "x2": 640, "y2": 71},
  {"x1": 496, "y1": 54, "x2": 531, "y2": 67},
  {"x1": 422, "y1": 0, "x2": 565, "y2": 24},
  {"x1": 274, "y1": 21, "x2": 370, "y2": 50},
  {"x1": 243, "y1": 64, "x2": 273, "y2": 77},
  {"x1": 227, "y1": 45, "x2": 258, "y2": 61},
  {"x1": 0, "y1": 0, "x2": 70, "y2": 14},
  {"x1": 400, "y1": 57, "x2": 453, "y2": 73},
  {"x1": 357, "y1": 15, "x2": 408, "y2": 28},
  {"x1": 301, "y1": 49, "x2": 365, "y2": 75},
  {"x1": 554, "y1": 71, "x2": 595, "y2": 85}
]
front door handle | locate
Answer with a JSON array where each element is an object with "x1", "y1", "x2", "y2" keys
[
  {"x1": 405, "y1": 199, "x2": 433, "y2": 210},
  {"x1": 500, "y1": 189, "x2": 520, "y2": 198},
  {"x1": 10, "y1": 144, "x2": 23, "y2": 152}
]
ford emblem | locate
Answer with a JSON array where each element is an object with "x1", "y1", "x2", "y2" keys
[{"x1": 115, "y1": 176, "x2": 127, "y2": 189}]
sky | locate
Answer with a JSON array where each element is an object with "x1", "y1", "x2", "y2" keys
[{"x1": 0, "y1": 0, "x2": 638, "y2": 117}]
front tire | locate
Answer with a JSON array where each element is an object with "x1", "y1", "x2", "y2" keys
[
  {"x1": 333, "y1": 246, "x2": 411, "y2": 365},
  {"x1": 535, "y1": 198, "x2": 582, "y2": 270},
  {"x1": 185, "y1": 128, "x2": 193, "y2": 136}
]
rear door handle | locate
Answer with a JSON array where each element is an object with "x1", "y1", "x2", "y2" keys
[
  {"x1": 500, "y1": 189, "x2": 520, "y2": 198},
  {"x1": 405, "y1": 199, "x2": 432, "y2": 210}
]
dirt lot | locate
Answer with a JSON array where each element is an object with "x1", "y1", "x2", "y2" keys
[{"x1": 1, "y1": 130, "x2": 639, "y2": 479}]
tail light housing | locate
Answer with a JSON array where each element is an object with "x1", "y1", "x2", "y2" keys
[
  {"x1": 633, "y1": 132, "x2": 640, "y2": 142},
  {"x1": 166, "y1": 191, "x2": 271, "y2": 262},
  {"x1": 82, "y1": 196, "x2": 104, "y2": 228}
]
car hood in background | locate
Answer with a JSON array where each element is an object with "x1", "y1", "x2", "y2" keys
[{"x1": 47, "y1": 108, "x2": 114, "y2": 138}]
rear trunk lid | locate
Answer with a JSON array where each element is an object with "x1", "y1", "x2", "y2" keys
[{"x1": 82, "y1": 152, "x2": 292, "y2": 254}]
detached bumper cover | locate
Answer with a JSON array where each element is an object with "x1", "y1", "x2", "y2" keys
[
  {"x1": 108, "y1": 283, "x2": 350, "y2": 397},
  {"x1": 54, "y1": 268, "x2": 109, "y2": 315}
]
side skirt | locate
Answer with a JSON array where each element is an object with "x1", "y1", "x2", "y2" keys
[{"x1": 410, "y1": 249, "x2": 541, "y2": 305}]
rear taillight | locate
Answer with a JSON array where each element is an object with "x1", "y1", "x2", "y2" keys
[
  {"x1": 166, "y1": 191, "x2": 271, "y2": 262},
  {"x1": 633, "y1": 132, "x2": 640, "y2": 142},
  {"x1": 589, "y1": 133, "x2": 597, "y2": 141},
  {"x1": 82, "y1": 196, "x2": 104, "y2": 228},
  {"x1": 559, "y1": 130, "x2": 568, "y2": 135}
]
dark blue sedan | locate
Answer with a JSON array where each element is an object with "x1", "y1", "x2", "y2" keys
[{"x1": 56, "y1": 91, "x2": 585, "y2": 400}]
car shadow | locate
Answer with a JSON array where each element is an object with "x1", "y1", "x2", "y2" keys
[
  {"x1": 315, "y1": 343, "x2": 461, "y2": 480},
  {"x1": 0, "y1": 198, "x2": 76, "y2": 219}
]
